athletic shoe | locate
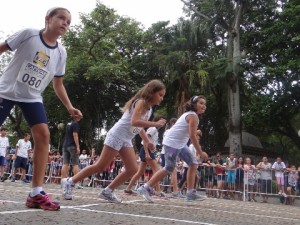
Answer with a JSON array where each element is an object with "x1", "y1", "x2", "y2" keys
[
  {"x1": 154, "y1": 191, "x2": 167, "y2": 198},
  {"x1": 76, "y1": 184, "x2": 83, "y2": 189},
  {"x1": 11, "y1": 177, "x2": 16, "y2": 182},
  {"x1": 282, "y1": 193, "x2": 287, "y2": 198},
  {"x1": 22, "y1": 179, "x2": 30, "y2": 183},
  {"x1": 171, "y1": 191, "x2": 185, "y2": 198},
  {"x1": 26, "y1": 191, "x2": 60, "y2": 211},
  {"x1": 99, "y1": 189, "x2": 122, "y2": 203},
  {"x1": 0, "y1": 176, "x2": 7, "y2": 182},
  {"x1": 124, "y1": 189, "x2": 137, "y2": 195},
  {"x1": 137, "y1": 185, "x2": 153, "y2": 203},
  {"x1": 185, "y1": 190, "x2": 207, "y2": 202},
  {"x1": 62, "y1": 178, "x2": 75, "y2": 200}
]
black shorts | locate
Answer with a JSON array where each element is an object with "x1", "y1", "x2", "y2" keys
[
  {"x1": 139, "y1": 146, "x2": 155, "y2": 162},
  {"x1": 160, "y1": 154, "x2": 165, "y2": 167},
  {"x1": 14, "y1": 156, "x2": 28, "y2": 170}
]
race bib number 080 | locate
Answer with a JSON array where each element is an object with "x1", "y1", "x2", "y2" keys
[{"x1": 17, "y1": 61, "x2": 49, "y2": 91}]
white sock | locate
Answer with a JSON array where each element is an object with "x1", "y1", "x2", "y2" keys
[
  {"x1": 30, "y1": 187, "x2": 43, "y2": 197},
  {"x1": 104, "y1": 187, "x2": 113, "y2": 193},
  {"x1": 144, "y1": 183, "x2": 150, "y2": 189},
  {"x1": 68, "y1": 178, "x2": 75, "y2": 185},
  {"x1": 187, "y1": 189, "x2": 194, "y2": 194}
]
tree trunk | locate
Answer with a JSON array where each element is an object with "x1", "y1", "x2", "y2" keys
[{"x1": 226, "y1": 2, "x2": 243, "y2": 156}]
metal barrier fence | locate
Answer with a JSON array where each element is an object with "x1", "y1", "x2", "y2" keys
[{"x1": 3, "y1": 157, "x2": 300, "y2": 205}]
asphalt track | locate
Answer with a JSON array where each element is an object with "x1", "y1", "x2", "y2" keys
[{"x1": 1, "y1": 182, "x2": 300, "y2": 225}]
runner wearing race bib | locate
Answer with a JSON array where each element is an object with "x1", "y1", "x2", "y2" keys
[{"x1": 0, "y1": 7, "x2": 82, "y2": 211}]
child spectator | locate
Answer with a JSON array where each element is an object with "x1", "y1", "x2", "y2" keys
[
  {"x1": 286, "y1": 165, "x2": 299, "y2": 205},
  {"x1": 272, "y1": 157, "x2": 287, "y2": 197},
  {"x1": 256, "y1": 156, "x2": 272, "y2": 203},
  {"x1": 244, "y1": 157, "x2": 256, "y2": 202},
  {"x1": 235, "y1": 157, "x2": 244, "y2": 201},
  {"x1": 226, "y1": 153, "x2": 237, "y2": 199}
]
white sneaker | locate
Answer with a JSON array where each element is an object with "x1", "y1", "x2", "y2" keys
[
  {"x1": 99, "y1": 189, "x2": 122, "y2": 203},
  {"x1": 185, "y1": 190, "x2": 207, "y2": 202},
  {"x1": 62, "y1": 178, "x2": 75, "y2": 200},
  {"x1": 282, "y1": 192, "x2": 287, "y2": 197},
  {"x1": 137, "y1": 185, "x2": 154, "y2": 203}
]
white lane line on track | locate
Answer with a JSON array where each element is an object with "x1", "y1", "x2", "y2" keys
[
  {"x1": 0, "y1": 209, "x2": 39, "y2": 214},
  {"x1": 132, "y1": 202, "x2": 300, "y2": 222},
  {"x1": 72, "y1": 207, "x2": 218, "y2": 225}
]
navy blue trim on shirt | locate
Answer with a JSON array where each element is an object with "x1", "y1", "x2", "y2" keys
[
  {"x1": 4, "y1": 40, "x2": 12, "y2": 51},
  {"x1": 39, "y1": 30, "x2": 58, "y2": 49}
]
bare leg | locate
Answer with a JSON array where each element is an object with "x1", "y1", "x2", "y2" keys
[
  {"x1": 107, "y1": 147, "x2": 137, "y2": 190},
  {"x1": 126, "y1": 162, "x2": 147, "y2": 190},
  {"x1": 31, "y1": 124, "x2": 50, "y2": 188},
  {"x1": 71, "y1": 145, "x2": 117, "y2": 183}
]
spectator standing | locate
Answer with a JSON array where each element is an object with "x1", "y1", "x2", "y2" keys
[
  {"x1": 286, "y1": 165, "x2": 299, "y2": 205},
  {"x1": 244, "y1": 157, "x2": 256, "y2": 202},
  {"x1": 235, "y1": 157, "x2": 244, "y2": 201},
  {"x1": 214, "y1": 152, "x2": 225, "y2": 198},
  {"x1": 256, "y1": 156, "x2": 272, "y2": 203},
  {"x1": 11, "y1": 133, "x2": 32, "y2": 183},
  {"x1": 272, "y1": 157, "x2": 287, "y2": 197},
  {"x1": 61, "y1": 115, "x2": 81, "y2": 187},
  {"x1": 226, "y1": 153, "x2": 237, "y2": 199},
  {"x1": 0, "y1": 127, "x2": 10, "y2": 181}
]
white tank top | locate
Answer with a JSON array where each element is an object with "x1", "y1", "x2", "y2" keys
[
  {"x1": 109, "y1": 99, "x2": 152, "y2": 141},
  {"x1": 163, "y1": 111, "x2": 198, "y2": 149}
]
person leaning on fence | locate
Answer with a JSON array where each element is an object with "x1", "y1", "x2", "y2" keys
[
  {"x1": 256, "y1": 156, "x2": 272, "y2": 203},
  {"x1": 244, "y1": 157, "x2": 257, "y2": 202},
  {"x1": 286, "y1": 165, "x2": 299, "y2": 205},
  {"x1": 213, "y1": 152, "x2": 226, "y2": 198},
  {"x1": 61, "y1": 79, "x2": 167, "y2": 203},
  {"x1": 272, "y1": 157, "x2": 287, "y2": 197},
  {"x1": 235, "y1": 157, "x2": 244, "y2": 201},
  {"x1": 226, "y1": 153, "x2": 237, "y2": 200}
]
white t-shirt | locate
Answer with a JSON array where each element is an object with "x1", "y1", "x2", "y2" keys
[
  {"x1": 0, "y1": 136, "x2": 9, "y2": 157},
  {"x1": 0, "y1": 28, "x2": 67, "y2": 103},
  {"x1": 108, "y1": 100, "x2": 152, "y2": 141},
  {"x1": 161, "y1": 129, "x2": 170, "y2": 154},
  {"x1": 79, "y1": 154, "x2": 88, "y2": 165},
  {"x1": 163, "y1": 111, "x2": 198, "y2": 149},
  {"x1": 272, "y1": 161, "x2": 286, "y2": 178},
  {"x1": 183, "y1": 144, "x2": 197, "y2": 168},
  {"x1": 16, "y1": 139, "x2": 32, "y2": 158},
  {"x1": 141, "y1": 127, "x2": 158, "y2": 148}
]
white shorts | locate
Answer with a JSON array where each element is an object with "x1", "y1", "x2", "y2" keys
[{"x1": 104, "y1": 131, "x2": 133, "y2": 151}]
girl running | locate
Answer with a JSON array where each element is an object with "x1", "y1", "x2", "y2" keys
[
  {"x1": 0, "y1": 7, "x2": 82, "y2": 210},
  {"x1": 124, "y1": 115, "x2": 164, "y2": 196},
  {"x1": 138, "y1": 95, "x2": 208, "y2": 202},
  {"x1": 62, "y1": 79, "x2": 166, "y2": 202}
]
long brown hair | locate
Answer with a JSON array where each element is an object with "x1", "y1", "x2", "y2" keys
[
  {"x1": 121, "y1": 79, "x2": 165, "y2": 114},
  {"x1": 180, "y1": 95, "x2": 206, "y2": 114}
]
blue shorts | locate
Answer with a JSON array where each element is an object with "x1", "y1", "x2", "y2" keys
[
  {"x1": 163, "y1": 145, "x2": 198, "y2": 173},
  {"x1": 0, "y1": 98, "x2": 48, "y2": 127},
  {"x1": 14, "y1": 156, "x2": 28, "y2": 170},
  {"x1": 139, "y1": 146, "x2": 155, "y2": 162},
  {"x1": 0, "y1": 156, "x2": 6, "y2": 166},
  {"x1": 227, "y1": 170, "x2": 236, "y2": 183}
]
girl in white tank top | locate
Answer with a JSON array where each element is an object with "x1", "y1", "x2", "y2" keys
[
  {"x1": 138, "y1": 95, "x2": 209, "y2": 202},
  {"x1": 62, "y1": 80, "x2": 166, "y2": 203}
]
